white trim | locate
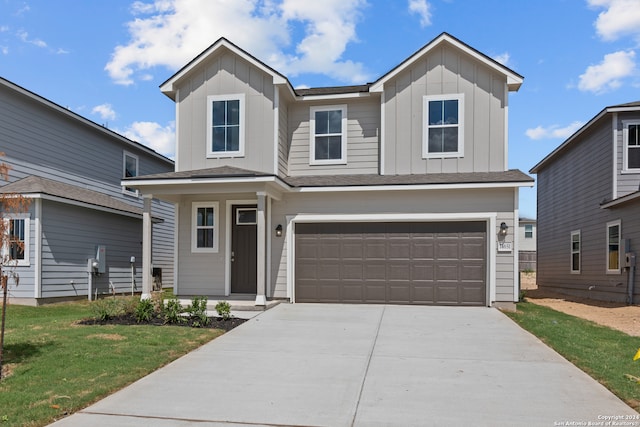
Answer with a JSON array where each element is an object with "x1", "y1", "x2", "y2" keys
[
  {"x1": 606, "y1": 219, "x2": 622, "y2": 274},
  {"x1": 273, "y1": 88, "x2": 280, "y2": 174},
  {"x1": 622, "y1": 119, "x2": 640, "y2": 173},
  {"x1": 512, "y1": 190, "x2": 519, "y2": 302},
  {"x1": 309, "y1": 104, "x2": 348, "y2": 165},
  {"x1": 2, "y1": 214, "x2": 31, "y2": 267},
  {"x1": 225, "y1": 199, "x2": 258, "y2": 296},
  {"x1": 174, "y1": 89, "x2": 180, "y2": 169},
  {"x1": 122, "y1": 150, "x2": 139, "y2": 196},
  {"x1": 380, "y1": 91, "x2": 386, "y2": 175},
  {"x1": 504, "y1": 97, "x2": 509, "y2": 169},
  {"x1": 235, "y1": 207, "x2": 257, "y2": 225},
  {"x1": 173, "y1": 202, "x2": 179, "y2": 295},
  {"x1": 34, "y1": 199, "x2": 42, "y2": 298},
  {"x1": 300, "y1": 92, "x2": 371, "y2": 101},
  {"x1": 191, "y1": 201, "x2": 220, "y2": 253},
  {"x1": 266, "y1": 197, "x2": 272, "y2": 298},
  {"x1": 286, "y1": 212, "x2": 497, "y2": 306},
  {"x1": 422, "y1": 94, "x2": 465, "y2": 159},
  {"x1": 294, "y1": 181, "x2": 534, "y2": 193},
  {"x1": 20, "y1": 193, "x2": 142, "y2": 219},
  {"x1": 206, "y1": 94, "x2": 245, "y2": 158},
  {"x1": 570, "y1": 230, "x2": 581, "y2": 274},
  {"x1": 613, "y1": 113, "x2": 618, "y2": 199}
]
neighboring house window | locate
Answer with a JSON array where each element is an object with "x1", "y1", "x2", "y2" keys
[
  {"x1": 524, "y1": 224, "x2": 533, "y2": 238},
  {"x1": 571, "y1": 230, "x2": 580, "y2": 273},
  {"x1": 606, "y1": 220, "x2": 621, "y2": 273},
  {"x1": 623, "y1": 121, "x2": 640, "y2": 171},
  {"x1": 207, "y1": 94, "x2": 245, "y2": 158},
  {"x1": 423, "y1": 94, "x2": 464, "y2": 158},
  {"x1": 123, "y1": 151, "x2": 139, "y2": 195},
  {"x1": 309, "y1": 105, "x2": 347, "y2": 165},
  {"x1": 192, "y1": 202, "x2": 219, "y2": 253},
  {"x1": 2, "y1": 216, "x2": 29, "y2": 266}
]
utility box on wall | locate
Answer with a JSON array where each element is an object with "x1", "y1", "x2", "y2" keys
[{"x1": 95, "y1": 245, "x2": 106, "y2": 274}]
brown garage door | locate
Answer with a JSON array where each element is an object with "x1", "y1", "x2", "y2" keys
[{"x1": 295, "y1": 222, "x2": 486, "y2": 305}]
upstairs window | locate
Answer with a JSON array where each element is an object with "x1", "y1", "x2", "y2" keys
[
  {"x1": 423, "y1": 94, "x2": 464, "y2": 158},
  {"x1": 123, "y1": 151, "x2": 138, "y2": 195},
  {"x1": 624, "y1": 121, "x2": 640, "y2": 171},
  {"x1": 310, "y1": 105, "x2": 347, "y2": 165},
  {"x1": 606, "y1": 220, "x2": 621, "y2": 273},
  {"x1": 3, "y1": 216, "x2": 29, "y2": 266},
  {"x1": 571, "y1": 230, "x2": 580, "y2": 273},
  {"x1": 524, "y1": 224, "x2": 533, "y2": 238},
  {"x1": 207, "y1": 94, "x2": 245, "y2": 158}
]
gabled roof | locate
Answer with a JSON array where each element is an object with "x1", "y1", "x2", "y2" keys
[
  {"x1": 530, "y1": 101, "x2": 640, "y2": 174},
  {"x1": 160, "y1": 38, "x2": 290, "y2": 100},
  {"x1": 370, "y1": 32, "x2": 523, "y2": 93},
  {"x1": 0, "y1": 176, "x2": 142, "y2": 217},
  {"x1": 0, "y1": 77, "x2": 173, "y2": 165}
]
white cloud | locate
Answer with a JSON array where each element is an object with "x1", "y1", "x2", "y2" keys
[
  {"x1": 408, "y1": 0, "x2": 432, "y2": 27},
  {"x1": 92, "y1": 103, "x2": 117, "y2": 121},
  {"x1": 525, "y1": 121, "x2": 585, "y2": 140},
  {"x1": 17, "y1": 30, "x2": 47, "y2": 48},
  {"x1": 0, "y1": 26, "x2": 9, "y2": 32},
  {"x1": 120, "y1": 121, "x2": 176, "y2": 159},
  {"x1": 578, "y1": 50, "x2": 636, "y2": 93},
  {"x1": 588, "y1": 0, "x2": 640, "y2": 43},
  {"x1": 0, "y1": 46, "x2": 8, "y2": 55},
  {"x1": 492, "y1": 52, "x2": 511, "y2": 67},
  {"x1": 105, "y1": 0, "x2": 370, "y2": 86}
]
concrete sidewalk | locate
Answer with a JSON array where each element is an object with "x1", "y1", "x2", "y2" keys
[{"x1": 50, "y1": 304, "x2": 637, "y2": 426}]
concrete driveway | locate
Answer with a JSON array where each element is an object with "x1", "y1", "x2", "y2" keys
[{"x1": 51, "y1": 304, "x2": 637, "y2": 426}]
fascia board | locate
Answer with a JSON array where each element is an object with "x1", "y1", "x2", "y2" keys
[{"x1": 292, "y1": 181, "x2": 534, "y2": 193}]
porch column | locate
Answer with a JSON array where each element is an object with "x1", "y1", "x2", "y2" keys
[
  {"x1": 255, "y1": 193, "x2": 267, "y2": 306},
  {"x1": 141, "y1": 195, "x2": 153, "y2": 300}
]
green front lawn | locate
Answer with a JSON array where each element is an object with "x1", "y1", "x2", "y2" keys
[
  {"x1": 505, "y1": 301, "x2": 640, "y2": 411},
  {"x1": 0, "y1": 300, "x2": 221, "y2": 426}
]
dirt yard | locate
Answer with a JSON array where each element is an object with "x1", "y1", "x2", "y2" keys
[{"x1": 520, "y1": 273, "x2": 640, "y2": 337}]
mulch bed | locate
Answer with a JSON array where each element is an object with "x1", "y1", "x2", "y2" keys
[{"x1": 79, "y1": 314, "x2": 247, "y2": 332}]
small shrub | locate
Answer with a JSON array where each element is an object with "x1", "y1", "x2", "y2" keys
[
  {"x1": 186, "y1": 296, "x2": 209, "y2": 327},
  {"x1": 215, "y1": 301, "x2": 232, "y2": 320},
  {"x1": 91, "y1": 298, "x2": 123, "y2": 321},
  {"x1": 164, "y1": 297, "x2": 186, "y2": 325},
  {"x1": 134, "y1": 298, "x2": 155, "y2": 323}
]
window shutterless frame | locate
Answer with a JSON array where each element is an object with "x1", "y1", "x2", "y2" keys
[
  {"x1": 2, "y1": 215, "x2": 30, "y2": 267},
  {"x1": 622, "y1": 120, "x2": 640, "y2": 172},
  {"x1": 207, "y1": 94, "x2": 245, "y2": 158},
  {"x1": 422, "y1": 93, "x2": 464, "y2": 159},
  {"x1": 570, "y1": 230, "x2": 580, "y2": 274},
  {"x1": 122, "y1": 151, "x2": 139, "y2": 196},
  {"x1": 309, "y1": 105, "x2": 347, "y2": 165},
  {"x1": 606, "y1": 220, "x2": 621, "y2": 274},
  {"x1": 191, "y1": 202, "x2": 219, "y2": 253}
]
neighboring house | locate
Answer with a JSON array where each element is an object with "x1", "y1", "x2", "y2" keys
[
  {"x1": 518, "y1": 217, "x2": 536, "y2": 272},
  {"x1": 127, "y1": 33, "x2": 533, "y2": 308},
  {"x1": 530, "y1": 102, "x2": 640, "y2": 304},
  {"x1": 0, "y1": 77, "x2": 175, "y2": 305}
]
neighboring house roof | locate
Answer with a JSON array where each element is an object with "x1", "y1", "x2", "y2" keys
[
  {"x1": 0, "y1": 76, "x2": 174, "y2": 166},
  {"x1": 600, "y1": 189, "x2": 640, "y2": 209},
  {"x1": 125, "y1": 166, "x2": 533, "y2": 189},
  {"x1": 519, "y1": 217, "x2": 536, "y2": 223},
  {"x1": 160, "y1": 32, "x2": 523, "y2": 102},
  {"x1": 0, "y1": 175, "x2": 143, "y2": 217},
  {"x1": 530, "y1": 101, "x2": 640, "y2": 174}
]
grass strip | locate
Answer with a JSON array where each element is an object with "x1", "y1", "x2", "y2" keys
[
  {"x1": 0, "y1": 301, "x2": 221, "y2": 426},
  {"x1": 505, "y1": 301, "x2": 640, "y2": 411}
]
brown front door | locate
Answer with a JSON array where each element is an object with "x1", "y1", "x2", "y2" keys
[{"x1": 231, "y1": 205, "x2": 257, "y2": 294}]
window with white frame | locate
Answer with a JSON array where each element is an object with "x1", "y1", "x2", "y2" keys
[
  {"x1": 524, "y1": 224, "x2": 533, "y2": 238},
  {"x1": 607, "y1": 220, "x2": 621, "y2": 273},
  {"x1": 310, "y1": 105, "x2": 347, "y2": 165},
  {"x1": 3, "y1": 216, "x2": 30, "y2": 266},
  {"x1": 123, "y1": 151, "x2": 138, "y2": 195},
  {"x1": 207, "y1": 94, "x2": 245, "y2": 157},
  {"x1": 623, "y1": 121, "x2": 640, "y2": 171},
  {"x1": 423, "y1": 94, "x2": 464, "y2": 158},
  {"x1": 571, "y1": 230, "x2": 580, "y2": 273},
  {"x1": 192, "y1": 202, "x2": 219, "y2": 253}
]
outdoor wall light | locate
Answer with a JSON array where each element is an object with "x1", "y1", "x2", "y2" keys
[
  {"x1": 275, "y1": 224, "x2": 283, "y2": 237},
  {"x1": 499, "y1": 222, "x2": 509, "y2": 237}
]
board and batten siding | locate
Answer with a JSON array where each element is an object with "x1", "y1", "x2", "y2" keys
[
  {"x1": 536, "y1": 118, "x2": 634, "y2": 301},
  {"x1": 278, "y1": 98, "x2": 289, "y2": 176},
  {"x1": 174, "y1": 50, "x2": 276, "y2": 174},
  {"x1": 616, "y1": 112, "x2": 640, "y2": 197},
  {"x1": 383, "y1": 43, "x2": 506, "y2": 175},
  {"x1": 287, "y1": 98, "x2": 380, "y2": 176},
  {"x1": 269, "y1": 188, "x2": 516, "y2": 301}
]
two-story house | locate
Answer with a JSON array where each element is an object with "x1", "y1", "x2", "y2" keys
[
  {"x1": 518, "y1": 217, "x2": 536, "y2": 271},
  {"x1": 127, "y1": 33, "x2": 533, "y2": 308},
  {"x1": 0, "y1": 77, "x2": 175, "y2": 305},
  {"x1": 531, "y1": 102, "x2": 640, "y2": 304}
]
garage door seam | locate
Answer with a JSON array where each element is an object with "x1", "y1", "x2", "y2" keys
[{"x1": 350, "y1": 305, "x2": 386, "y2": 427}]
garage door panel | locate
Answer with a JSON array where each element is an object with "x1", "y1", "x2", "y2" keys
[{"x1": 295, "y1": 221, "x2": 486, "y2": 305}]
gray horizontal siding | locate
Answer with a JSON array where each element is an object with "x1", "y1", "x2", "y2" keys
[
  {"x1": 616, "y1": 112, "x2": 640, "y2": 197},
  {"x1": 151, "y1": 198, "x2": 175, "y2": 288}
]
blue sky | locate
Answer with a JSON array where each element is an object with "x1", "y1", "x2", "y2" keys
[{"x1": 1, "y1": 0, "x2": 640, "y2": 218}]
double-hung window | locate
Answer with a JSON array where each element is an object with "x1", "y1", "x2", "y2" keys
[
  {"x1": 310, "y1": 105, "x2": 347, "y2": 165},
  {"x1": 423, "y1": 94, "x2": 464, "y2": 158},
  {"x1": 207, "y1": 94, "x2": 245, "y2": 158},
  {"x1": 3, "y1": 216, "x2": 29, "y2": 266},
  {"x1": 192, "y1": 202, "x2": 219, "y2": 253},
  {"x1": 606, "y1": 220, "x2": 621, "y2": 273},
  {"x1": 524, "y1": 224, "x2": 533, "y2": 239},
  {"x1": 623, "y1": 121, "x2": 640, "y2": 171},
  {"x1": 570, "y1": 230, "x2": 580, "y2": 273},
  {"x1": 123, "y1": 151, "x2": 139, "y2": 195}
]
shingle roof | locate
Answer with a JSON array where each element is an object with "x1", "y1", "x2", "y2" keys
[
  {"x1": 0, "y1": 176, "x2": 142, "y2": 216},
  {"x1": 125, "y1": 166, "x2": 274, "y2": 181},
  {"x1": 294, "y1": 85, "x2": 371, "y2": 96}
]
